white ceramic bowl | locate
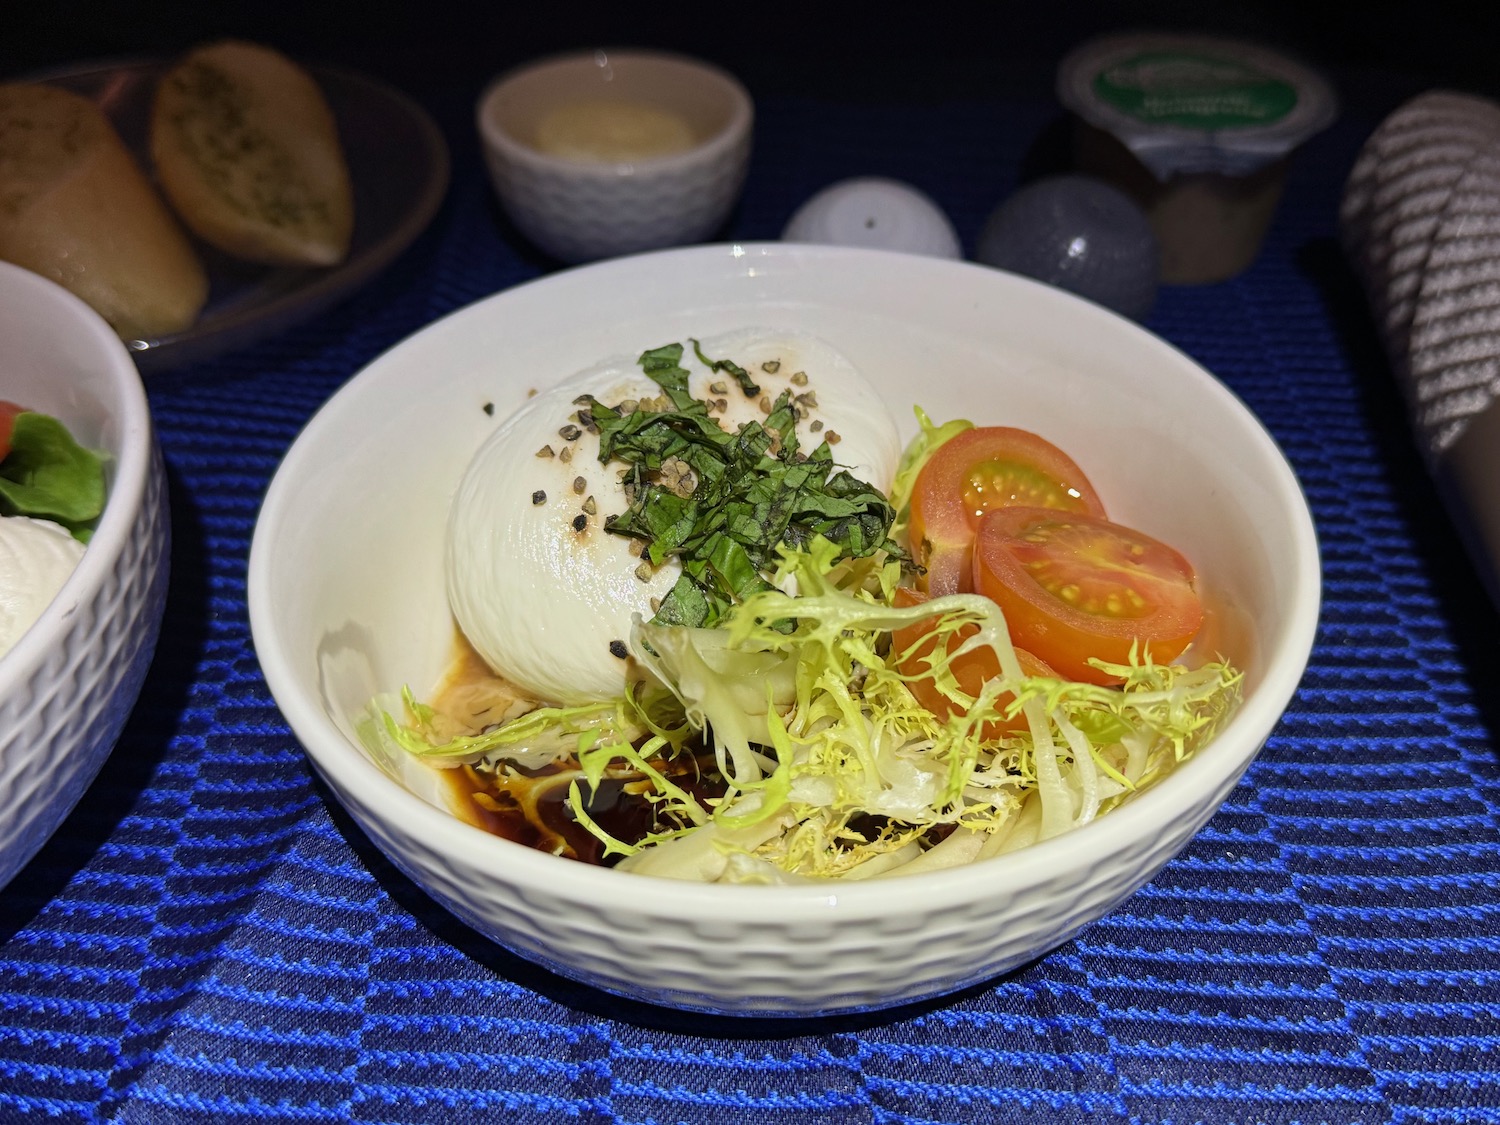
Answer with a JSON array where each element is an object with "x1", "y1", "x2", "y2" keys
[
  {"x1": 476, "y1": 49, "x2": 753, "y2": 263},
  {"x1": 0, "y1": 262, "x2": 170, "y2": 890},
  {"x1": 249, "y1": 243, "x2": 1320, "y2": 1016}
]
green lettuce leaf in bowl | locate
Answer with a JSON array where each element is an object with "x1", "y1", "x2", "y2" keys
[{"x1": 0, "y1": 410, "x2": 107, "y2": 542}]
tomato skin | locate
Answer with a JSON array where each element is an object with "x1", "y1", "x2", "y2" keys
[
  {"x1": 972, "y1": 506, "x2": 1204, "y2": 686},
  {"x1": 890, "y1": 587, "x2": 1056, "y2": 736},
  {"x1": 0, "y1": 402, "x2": 25, "y2": 463},
  {"x1": 908, "y1": 426, "x2": 1106, "y2": 597}
]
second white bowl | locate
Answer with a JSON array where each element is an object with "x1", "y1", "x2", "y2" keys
[{"x1": 0, "y1": 262, "x2": 170, "y2": 890}]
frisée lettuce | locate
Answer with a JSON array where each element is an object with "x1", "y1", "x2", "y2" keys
[
  {"x1": 386, "y1": 534, "x2": 1241, "y2": 883},
  {"x1": 382, "y1": 337, "x2": 1243, "y2": 882}
]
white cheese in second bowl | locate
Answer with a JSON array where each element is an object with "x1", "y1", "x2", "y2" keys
[
  {"x1": 446, "y1": 328, "x2": 902, "y2": 705},
  {"x1": 0, "y1": 515, "x2": 85, "y2": 661}
]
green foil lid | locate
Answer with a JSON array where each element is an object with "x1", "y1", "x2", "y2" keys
[{"x1": 1059, "y1": 33, "x2": 1338, "y2": 178}]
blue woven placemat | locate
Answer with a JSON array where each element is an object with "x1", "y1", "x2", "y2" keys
[{"x1": 1, "y1": 85, "x2": 1497, "y2": 1125}]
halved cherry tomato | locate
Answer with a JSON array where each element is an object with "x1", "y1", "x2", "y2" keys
[
  {"x1": 972, "y1": 506, "x2": 1203, "y2": 686},
  {"x1": 0, "y1": 402, "x2": 25, "y2": 463},
  {"x1": 908, "y1": 427, "x2": 1106, "y2": 596},
  {"x1": 890, "y1": 587, "x2": 1056, "y2": 737}
]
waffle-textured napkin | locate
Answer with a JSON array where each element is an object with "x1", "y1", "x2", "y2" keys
[
  {"x1": 1342, "y1": 89, "x2": 1500, "y2": 607},
  {"x1": 1341, "y1": 88, "x2": 1500, "y2": 458}
]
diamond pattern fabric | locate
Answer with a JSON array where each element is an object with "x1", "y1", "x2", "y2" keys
[{"x1": 1, "y1": 88, "x2": 1496, "y2": 1125}]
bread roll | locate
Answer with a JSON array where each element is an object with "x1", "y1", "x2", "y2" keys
[
  {"x1": 0, "y1": 83, "x2": 209, "y2": 339},
  {"x1": 151, "y1": 41, "x2": 354, "y2": 267}
]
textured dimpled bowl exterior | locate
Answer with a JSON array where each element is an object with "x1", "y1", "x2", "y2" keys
[
  {"x1": 0, "y1": 263, "x2": 170, "y2": 890},
  {"x1": 249, "y1": 244, "x2": 1321, "y2": 1017},
  {"x1": 477, "y1": 50, "x2": 752, "y2": 264}
]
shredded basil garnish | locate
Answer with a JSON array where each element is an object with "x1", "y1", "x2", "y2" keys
[
  {"x1": 690, "y1": 338, "x2": 759, "y2": 397},
  {"x1": 592, "y1": 341, "x2": 900, "y2": 629}
]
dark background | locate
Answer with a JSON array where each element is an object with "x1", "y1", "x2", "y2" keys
[{"x1": 6, "y1": 1, "x2": 1498, "y2": 115}]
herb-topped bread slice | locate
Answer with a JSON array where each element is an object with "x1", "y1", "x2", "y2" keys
[{"x1": 150, "y1": 40, "x2": 354, "y2": 267}]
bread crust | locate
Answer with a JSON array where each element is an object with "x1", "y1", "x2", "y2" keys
[{"x1": 0, "y1": 82, "x2": 208, "y2": 339}]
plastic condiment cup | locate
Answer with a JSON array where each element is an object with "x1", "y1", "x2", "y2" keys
[{"x1": 1058, "y1": 33, "x2": 1338, "y2": 283}]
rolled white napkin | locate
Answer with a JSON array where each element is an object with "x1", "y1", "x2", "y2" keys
[
  {"x1": 1341, "y1": 89, "x2": 1500, "y2": 460},
  {"x1": 1341, "y1": 89, "x2": 1500, "y2": 606}
]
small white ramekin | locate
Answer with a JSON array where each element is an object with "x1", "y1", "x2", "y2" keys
[{"x1": 477, "y1": 49, "x2": 753, "y2": 264}]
